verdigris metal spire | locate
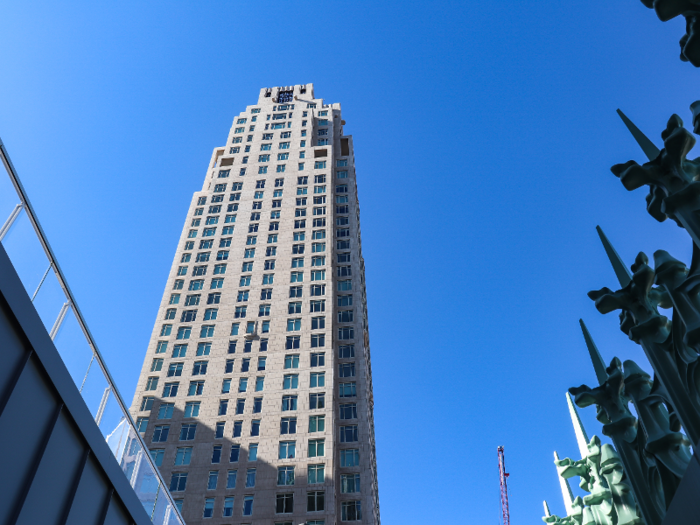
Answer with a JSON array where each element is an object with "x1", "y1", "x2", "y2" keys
[
  {"x1": 566, "y1": 393, "x2": 589, "y2": 459},
  {"x1": 553, "y1": 451, "x2": 575, "y2": 515},
  {"x1": 543, "y1": 500, "x2": 551, "y2": 518},
  {"x1": 579, "y1": 319, "x2": 608, "y2": 386},
  {"x1": 616, "y1": 109, "x2": 660, "y2": 161},
  {"x1": 596, "y1": 226, "x2": 632, "y2": 287}
]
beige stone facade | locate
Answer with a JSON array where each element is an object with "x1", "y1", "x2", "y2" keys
[{"x1": 129, "y1": 84, "x2": 379, "y2": 525}]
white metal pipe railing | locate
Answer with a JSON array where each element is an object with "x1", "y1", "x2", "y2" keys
[{"x1": 0, "y1": 137, "x2": 184, "y2": 525}]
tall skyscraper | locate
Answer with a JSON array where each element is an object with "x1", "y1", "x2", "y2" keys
[{"x1": 130, "y1": 84, "x2": 379, "y2": 525}]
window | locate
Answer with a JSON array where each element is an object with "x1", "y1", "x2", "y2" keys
[
  {"x1": 289, "y1": 286, "x2": 302, "y2": 298},
  {"x1": 146, "y1": 377, "x2": 159, "y2": 391},
  {"x1": 308, "y1": 438, "x2": 325, "y2": 457},
  {"x1": 251, "y1": 419, "x2": 260, "y2": 436},
  {"x1": 268, "y1": 233, "x2": 278, "y2": 243},
  {"x1": 338, "y1": 170, "x2": 348, "y2": 178},
  {"x1": 170, "y1": 343, "x2": 187, "y2": 360},
  {"x1": 339, "y1": 363, "x2": 356, "y2": 378},
  {"x1": 242, "y1": 262, "x2": 253, "y2": 272},
  {"x1": 243, "y1": 495, "x2": 254, "y2": 516},
  {"x1": 200, "y1": 325, "x2": 215, "y2": 338},
  {"x1": 140, "y1": 396, "x2": 155, "y2": 411},
  {"x1": 252, "y1": 397, "x2": 263, "y2": 414},
  {"x1": 152, "y1": 425, "x2": 170, "y2": 442},
  {"x1": 311, "y1": 316, "x2": 325, "y2": 330},
  {"x1": 188, "y1": 381, "x2": 205, "y2": 396},
  {"x1": 196, "y1": 342, "x2": 211, "y2": 356},
  {"x1": 184, "y1": 401, "x2": 200, "y2": 418},
  {"x1": 280, "y1": 417, "x2": 297, "y2": 434},
  {"x1": 236, "y1": 377, "x2": 248, "y2": 393},
  {"x1": 180, "y1": 310, "x2": 196, "y2": 323},
  {"x1": 341, "y1": 448, "x2": 360, "y2": 467},
  {"x1": 290, "y1": 271, "x2": 303, "y2": 283},
  {"x1": 149, "y1": 448, "x2": 164, "y2": 467},
  {"x1": 235, "y1": 306, "x2": 247, "y2": 318},
  {"x1": 188, "y1": 279, "x2": 204, "y2": 291},
  {"x1": 339, "y1": 327, "x2": 354, "y2": 340},
  {"x1": 258, "y1": 356, "x2": 267, "y2": 370},
  {"x1": 228, "y1": 339, "x2": 237, "y2": 353},
  {"x1": 279, "y1": 441, "x2": 296, "y2": 459},
  {"x1": 230, "y1": 444, "x2": 241, "y2": 462},
  {"x1": 275, "y1": 177, "x2": 284, "y2": 187},
  {"x1": 310, "y1": 372, "x2": 325, "y2": 388},
  {"x1": 340, "y1": 425, "x2": 358, "y2": 443},
  {"x1": 340, "y1": 403, "x2": 358, "y2": 419},
  {"x1": 283, "y1": 374, "x2": 299, "y2": 389},
  {"x1": 287, "y1": 302, "x2": 302, "y2": 315},
  {"x1": 180, "y1": 423, "x2": 197, "y2": 440},
  {"x1": 308, "y1": 491, "x2": 325, "y2": 512},
  {"x1": 216, "y1": 422, "x2": 225, "y2": 438},
  {"x1": 294, "y1": 232, "x2": 306, "y2": 241},
  {"x1": 258, "y1": 304, "x2": 271, "y2": 316},
  {"x1": 136, "y1": 417, "x2": 149, "y2": 433},
  {"x1": 160, "y1": 324, "x2": 172, "y2": 337},
  {"x1": 169, "y1": 472, "x2": 188, "y2": 492},
  {"x1": 311, "y1": 352, "x2": 325, "y2": 367},
  {"x1": 223, "y1": 497, "x2": 234, "y2": 517},
  {"x1": 182, "y1": 295, "x2": 200, "y2": 309},
  {"x1": 255, "y1": 376, "x2": 265, "y2": 391},
  {"x1": 309, "y1": 392, "x2": 325, "y2": 409},
  {"x1": 276, "y1": 493, "x2": 294, "y2": 514},
  {"x1": 163, "y1": 382, "x2": 179, "y2": 397},
  {"x1": 312, "y1": 242, "x2": 326, "y2": 253},
  {"x1": 342, "y1": 501, "x2": 362, "y2": 521},
  {"x1": 204, "y1": 308, "x2": 218, "y2": 321},
  {"x1": 150, "y1": 358, "x2": 164, "y2": 372},
  {"x1": 222, "y1": 378, "x2": 231, "y2": 394},
  {"x1": 262, "y1": 273, "x2": 274, "y2": 284},
  {"x1": 286, "y1": 336, "x2": 300, "y2": 349},
  {"x1": 207, "y1": 471, "x2": 219, "y2": 491},
  {"x1": 311, "y1": 270, "x2": 325, "y2": 281},
  {"x1": 314, "y1": 186, "x2": 326, "y2": 195},
  {"x1": 339, "y1": 382, "x2": 356, "y2": 397},
  {"x1": 309, "y1": 415, "x2": 325, "y2": 432},
  {"x1": 287, "y1": 318, "x2": 301, "y2": 331},
  {"x1": 294, "y1": 219, "x2": 306, "y2": 229},
  {"x1": 246, "y1": 468, "x2": 256, "y2": 488},
  {"x1": 167, "y1": 363, "x2": 183, "y2": 377},
  {"x1": 218, "y1": 399, "x2": 229, "y2": 416},
  {"x1": 237, "y1": 290, "x2": 250, "y2": 302},
  {"x1": 314, "y1": 161, "x2": 326, "y2": 169},
  {"x1": 265, "y1": 260, "x2": 276, "y2": 270},
  {"x1": 226, "y1": 470, "x2": 237, "y2": 489},
  {"x1": 281, "y1": 395, "x2": 297, "y2": 411},
  {"x1": 233, "y1": 421, "x2": 243, "y2": 438},
  {"x1": 277, "y1": 466, "x2": 295, "y2": 486},
  {"x1": 284, "y1": 354, "x2": 300, "y2": 369}
]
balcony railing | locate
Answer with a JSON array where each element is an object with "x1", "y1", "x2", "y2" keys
[{"x1": 0, "y1": 137, "x2": 184, "y2": 525}]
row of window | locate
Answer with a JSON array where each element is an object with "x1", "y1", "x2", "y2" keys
[
  {"x1": 185, "y1": 491, "x2": 360, "y2": 521},
  {"x1": 145, "y1": 372, "x2": 357, "y2": 398}
]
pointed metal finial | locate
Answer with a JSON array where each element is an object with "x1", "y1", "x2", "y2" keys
[
  {"x1": 554, "y1": 451, "x2": 575, "y2": 515},
  {"x1": 616, "y1": 109, "x2": 661, "y2": 161},
  {"x1": 596, "y1": 226, "x2": 633, "y2": 287},
  {"x1": 543, "y1": 500, "x2": 551, "y2": 517},
  {"x1": 579, "y1": 319, "x2": 609, "y2": 385},
  {"x1": 566, "y1": 393, "x2": 590, "y2": 459}
]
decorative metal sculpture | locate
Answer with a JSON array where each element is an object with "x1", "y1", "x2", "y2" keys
[
  {"x1": 545, "y1": 2, "x2": 700, "y2": 523},
  {"x1": 541, "y1": 394, "x2": 643, "y2": 525},
  {"x1": 638, "y1": 1, "x2": 700, "y2": 66}
]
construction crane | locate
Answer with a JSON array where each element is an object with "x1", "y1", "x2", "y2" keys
[{"x1": 498, "y1": 446, "x2": 511, "y2": 525}]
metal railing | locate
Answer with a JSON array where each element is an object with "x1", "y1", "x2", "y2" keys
[{"x1": 0, "y1": 137, "x2": 184, "y2": 525}]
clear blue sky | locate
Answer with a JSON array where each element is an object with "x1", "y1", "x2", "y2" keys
[{"x1": 0, "y1": 1, "x2": 697, "y2": 523}]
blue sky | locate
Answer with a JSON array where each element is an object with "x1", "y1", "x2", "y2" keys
[{"x1": 0, "y1": 1, "x2": 697, "y2": 523}]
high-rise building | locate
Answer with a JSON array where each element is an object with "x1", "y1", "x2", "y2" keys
[{"x1": 130, "y1": 84, "x2": 379, "y2": 525}]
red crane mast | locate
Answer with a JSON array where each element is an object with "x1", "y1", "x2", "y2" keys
[{"x1": 498, "y1": 446, "x2": 511, "y2": 525}]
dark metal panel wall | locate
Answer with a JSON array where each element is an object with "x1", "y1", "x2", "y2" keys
[{"x1": 0, "y1": 243, "x2": 150, "y2": 525}]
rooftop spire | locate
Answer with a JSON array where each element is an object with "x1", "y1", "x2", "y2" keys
[
  {"x1": 616, "y1": 109, "x2": 660, "y2": 161},
  {"x1": 566, "y1": 393, "x2": 590, "y2": 459},
  {"x1": 596, "y1": 226, "x2": 633, "y2": 287},
  {"x1": 553, "y1": 451, "x2": 575, "y2": 514},
  {"x1": 579, "y1": 319, "x2": 609, "y2": 386}
]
